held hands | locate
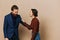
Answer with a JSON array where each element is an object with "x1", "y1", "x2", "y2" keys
[{"x1": 5, "y1": 38, "x2": 8, "y2": 40}]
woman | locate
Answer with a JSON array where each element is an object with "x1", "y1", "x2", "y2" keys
[{"x1": 24, "y1": 9, "x2": 40, "y2": 40}]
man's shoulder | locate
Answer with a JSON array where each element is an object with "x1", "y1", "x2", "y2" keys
[
  {"x1": 17, "y1": 14, "x2": 21, "y2": 17},
  {"x1": 4, "y1": 13, "x2": 11, "y2": 18}
]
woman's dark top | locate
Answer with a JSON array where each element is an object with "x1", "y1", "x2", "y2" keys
[{"x1": 23, "y1": 17, "x2": 39, "y2": 40}]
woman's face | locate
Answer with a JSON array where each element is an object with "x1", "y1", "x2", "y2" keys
[
  {"x1": 12, "y1": 9, "x2": 18, "y2": 15},
  {"x1": 29, "y1": 10, "x2": 33, "y2": 17}
]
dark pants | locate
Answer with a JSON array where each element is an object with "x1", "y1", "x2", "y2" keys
[{"x1": 9, "y1": 33, "x2": 19, "y2": 40}]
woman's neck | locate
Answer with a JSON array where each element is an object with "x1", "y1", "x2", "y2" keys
[{"x1": 32, "y1": 16, "x2": 36, "y2": 19}]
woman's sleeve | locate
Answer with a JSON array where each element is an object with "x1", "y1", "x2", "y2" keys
[{"x1": 31, "y1": 20, "x2": 39, "y2": 40}]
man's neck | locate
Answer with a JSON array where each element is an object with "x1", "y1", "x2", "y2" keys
[{"x1": 11, "y1": 12, "x2": 17, "y2": 17}]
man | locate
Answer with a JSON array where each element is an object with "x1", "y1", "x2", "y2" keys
[{"x1": 3, "y1": 5, "x2": 24, "y2": 40}]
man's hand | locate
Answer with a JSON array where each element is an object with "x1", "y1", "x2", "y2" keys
[{"x1": 5, "y1": 38, "x2": 8, "y2": 40}]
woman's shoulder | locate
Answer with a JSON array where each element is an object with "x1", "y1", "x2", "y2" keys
[{"x1": 32, "y1": 17, "x2": 39, "y2": 22}]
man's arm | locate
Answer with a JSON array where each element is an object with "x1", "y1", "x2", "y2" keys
[
  {"x1": 3, "y1": 16, "x2": 8, "y2": 38},
  {"x1": 20, "y1": 19, "x2": 32, "y2": 30},
  {"x1": 19, "y1": 15, "x2": 32, "y2": 30},
  {"x1": 22, "y1": 22, "x2": 32, "y2": 30}
]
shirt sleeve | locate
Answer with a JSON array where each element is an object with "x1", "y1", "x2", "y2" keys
[{"x1": 18, "y1": 15, "x2": 23, "y2": 24}]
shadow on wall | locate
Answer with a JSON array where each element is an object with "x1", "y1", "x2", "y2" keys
[
  {"x1": 18, "y1": 24, "x2": 31, "y2": 40},
  {"x1": 40, "y1": 18, "x2": 47, "y2": 40}
]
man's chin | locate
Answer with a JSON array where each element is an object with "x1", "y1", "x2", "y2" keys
[{"x1": 13, "y1": 14, "x2": 18, "y2": 16}]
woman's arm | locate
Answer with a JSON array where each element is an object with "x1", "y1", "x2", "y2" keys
[
  {"x1": 31, "y1": 20, "x2": 39, "y2": 40},
  {"x1": 22, "y1": 22, "x2": 32, "y2": 30}
]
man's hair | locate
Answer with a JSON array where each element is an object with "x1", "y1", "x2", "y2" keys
[
  {"x1": 31, "y1": 9, "x2": 38, "y2": 17},
  {"x1": 11, "y1": 5, "x2": 19, "y2": 11}
]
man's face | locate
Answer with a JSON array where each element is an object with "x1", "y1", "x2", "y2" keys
[{"x1": 12, "y1": 9, "x2": 18, "y2": 15}]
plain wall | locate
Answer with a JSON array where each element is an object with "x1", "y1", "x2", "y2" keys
[{"x1": 0, "y1": 0, "x2": 60, "y2": 40}]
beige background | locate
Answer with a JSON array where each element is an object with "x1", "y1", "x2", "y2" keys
[{"x1": 0, "y1": 0, "x2": 60, "y2": 40}]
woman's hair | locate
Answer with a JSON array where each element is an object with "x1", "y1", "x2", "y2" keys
[
  {"x1": 31, "y1": 9, "x2": 38, "y2": 17},
  {"x1": 11, "y1": 5, "x2": 19, "y2": 11}
]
